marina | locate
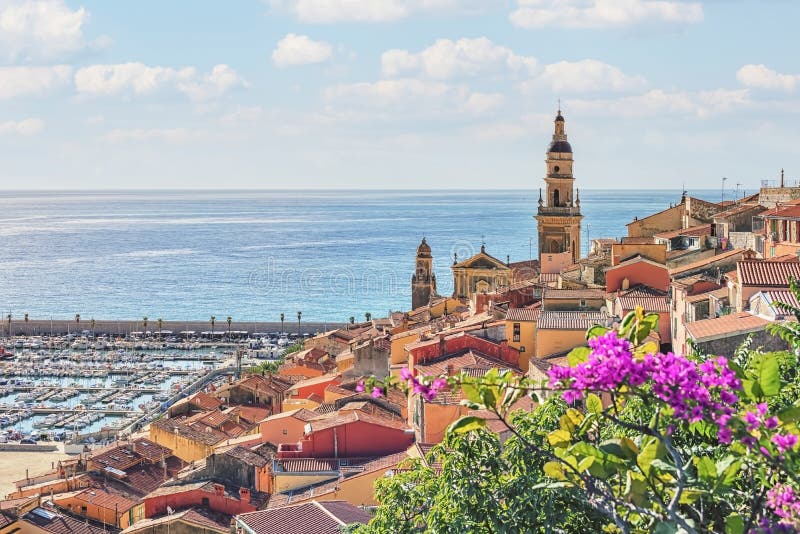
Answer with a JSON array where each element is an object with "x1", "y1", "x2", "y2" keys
[{"x1": 0, "y1": 337, "x2": 245, "y2": 444}]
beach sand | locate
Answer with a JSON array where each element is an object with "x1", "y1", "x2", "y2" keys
[{"x1": 0, "y1": 448, "x2": 70, "y2": 498}]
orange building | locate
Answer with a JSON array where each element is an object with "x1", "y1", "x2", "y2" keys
[{"x1": 53, "y1": 488, "x2": 143, "y2": 529}]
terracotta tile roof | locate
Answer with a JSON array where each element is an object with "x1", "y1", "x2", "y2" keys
[
  {"x1": 23, "y1": 506, "x2": 120, "y2": 534},
  {"x1": 306, "y1": 410, "x2": 410, "y2": 433},
  {"x1": 757, "y1": 290, "x2": 800, "y2": 311},
  {"x1": 275, "y1": 458, "x2": 339, "y2": 473},
  {"x1": 313, "y1": 403, "x2": 338, "y2": 415},
  {"x1": 713, "y1": 203, "x2": 765, "y2": 219},
  {"x1": 543, "y1": 288, "x2": 606, "y2": 300},
  {"x1": 616, "y1": 295, "x2": 670, "y2": 313},
  {"x1": 236, "y1": 500, "x2": 371, "y2": 533},
  {"x1": 120, "y1": 507, "x2": 229, "y2": 534},
  {"x1": 235, "y1": 406, "x2": 271, "y2": 425},
  {"x1": 262, "y1": 408, "x2": 318, "y2": 423},
  {"x1": 413, "y1": 349, "x2": 522, "y2": 377},
  {"x1": 739, "y1": 260, "x2": 800, "y2": 287},
  {"x1": 685, "y1": 288, "x2": 728, "y2": 303},
  {"x1": 761, "y1": 201, "x2": 800, "y2": 219},
  {"x1": 222, "y1": 445, "x2": 271, "y2": 468},
  {"x1": 685, "y1": 312, "x2": 770, "y2": 342},
  {"x1": 189, "y1": 392, "x2": 223, "y2": 411},
  {"x1": 669, "y1": 249, "x2": 747, "y2": 277},
  {"x1": 69, "y1": 488, "x2": 137, "y2": 512},
  {"x1": 143, "y1": 480, "x2": 208, "y2": 499},
  {"x1": 121, "y1": 464, "x2": 173, "y2": 496},
  {"x1": 609, "y1": 255, "x2": 667, "y2": 270},
  {"x1": 131, "y1": 438, "x2": 173, "y2": 462},
  {"x1": 506, "y1": 308, "x2": 541, "y2": 322},
  {"x1": 537, "y1": 311, "x2": 608, "y2": 330},
  {"x1": 90, "y1": 444, "x2": 142, "y2": 471},
  {"x1": 151, "y1": 418, "x2": 226, "y2": 446},
  {"x1": 618, "y1": 285, "x2": 667, "y2": 297},
  {"x1": 654, "y1": 224, "x2": 712, "y2": 240}
]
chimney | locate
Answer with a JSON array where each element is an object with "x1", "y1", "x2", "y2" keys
[
  {"x1": 446, "y1": 364, "x2": 454, "y2": 376},
  {"x1": 213, "y1": 483, "x2": 224, "y2": 496},
  {"x1": 439, "y1": 334, "x2": 446, "y2": 357},
  {"x1": 239, "y1": 487, "x2": 251, "y2": 503}
]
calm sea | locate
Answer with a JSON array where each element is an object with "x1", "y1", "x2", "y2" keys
[{"x1": 0, "y1": 189, "x2": 722, "y2": 322}]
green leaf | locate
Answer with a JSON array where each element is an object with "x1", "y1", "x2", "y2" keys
[
  {"x1": 461, "y1": 382, "x2": 482, "y2": 405},
  {"x1": 479, "y1": 386, "x2": 497, "y2": 409},
  {"x1": 567, "y1": 346, "x2": 591, "y2": 366},
  {"x1": 678, "y1": 489, "x2": 705, "y2": 505},
  {"x1": 725, "y1": 513, "x2": 744, "y2": 534},
  {"x1": 577, "y1": 456, "x2": 594, "y2": 473},
  {"x1": 447, "y1": 416, "x2": 486, "y2": 435},
  {"x1": 653, "y1": 522, "x2": 678, "y2": 534},
  {"x1": 624, "y1": 471, "x2": 649, "y2": 507},
  {"x1": 757, "y1": 353, "x2": 781, "y2": 397},
  {"x1": 778, "y1": 405, "x2": 800, "y2": 424},
  {"x1": 694, "y1": 456, "x2": 716, "y2": 483},
  {"x1": 586, "y1": 325, "x2": 610, "y2": 340},
  {"x1": 547, "y1": 429, "x2": 572, "y2": 448},
  {"x1": 543, "y1": 461, "x2": 566, "y2": 480},
  {"x1": 637, "y1": 437, "x2": 666, "y2": 476},
  {"x1": 585, "y1": 393, "x2": 603, "y2": 415}
]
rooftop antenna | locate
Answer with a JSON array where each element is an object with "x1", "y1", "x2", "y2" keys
[{"x1": 735, "y1": 182, "x2": 742, "y2": 199}]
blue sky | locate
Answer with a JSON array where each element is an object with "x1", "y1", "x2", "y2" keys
[{"x1": 0, "y1": 0, "x2": 798, "y2": 190}]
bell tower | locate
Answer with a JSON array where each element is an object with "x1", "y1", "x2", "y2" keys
[
  {"x1": 411, "y1": 237, "x2": 437, "y2": 310},
  {"x1": 536, "y1": 108, "x2": 583, "y2": 264}
]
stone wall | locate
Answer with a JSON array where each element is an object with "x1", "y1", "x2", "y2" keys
[
  {"x1": 695, "y1": 328, "x2": 788, "y2": 357},
  {"x1": 758, "y1": 187, "x2": 800, "y2": 209}
]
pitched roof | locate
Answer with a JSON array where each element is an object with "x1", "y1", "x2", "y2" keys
[
  {"x1": 616, "y1": 295, "x2": 670, "y2": 313},
  {"x1": 685, "y1": 312, "x2": 770, "y2": 342},
  {"x1": 222, "y1": 445, "x2": 271, "y2": 468},
  {"x1": 413, "y1": 349, "x2": 522, "y2": 377},
  {"x1": 755, "y1": 290, "x2": 800, "y2": 312},
  {"x1": 669, "y1": 249, "x2": 746, "y2": 277},
  {"x1": 120, "y1": 507, "x2": 229, "y2": 534},
  {"x1": 537, "y1": 311, "x2": 608, "y2": 330},
  {"x1": 261, "y1": 408, "x2": 318, "y2": 423},
  {"x1": 306, "y1": 410, "x2": 410, "y2": 433},
  {"x1": 506, "y1": 308, "x2": 541, "y2": 322},
  {"x1": 23, "y1": 507, "x2": 120, "y2": 534},
  {"x1": 738, "y1": 260, "x2": 800, "y2": 287},
  {"x1": 274, "y1": 458, "x2": 339, "y2": 473},
  {"x1": 189, "y1": 391, "x2": 223, "y2": 411},
  {"x1": 654, "y1": 224, "x2": 711, "y2": 240},
  {"x1": 236, "y1": 500, "x2": 371, "y2": 533},
  {"x1": 131, "y1": 438, "x2": 173, "y2": 462},
  {"x1": 543, "y1": 288, "x2": 606, "y2": 300},
  {"x1": 64, "y1": 488, "x2": 138, "y2": 512}
]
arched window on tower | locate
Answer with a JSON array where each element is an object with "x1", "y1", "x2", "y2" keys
[{"x1": 553, "y1": 189, "x2": 560, "y2": 207}]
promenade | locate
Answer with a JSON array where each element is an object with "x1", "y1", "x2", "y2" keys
[{"x1": 1, "y1": 319, "x2": 346, "y2": 337}]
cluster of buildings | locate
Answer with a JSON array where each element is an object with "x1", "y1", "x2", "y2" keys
[{"x1": 2, "y1": 110, "x2": 799, "y2": 533}]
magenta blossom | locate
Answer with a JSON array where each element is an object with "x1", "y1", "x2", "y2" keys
[
  {"x1": 772, "y1": 433, "x2": 798, "y2": 454},
  {"x1": 355, "y1": 380, "x2": 365, "y2": 393}
]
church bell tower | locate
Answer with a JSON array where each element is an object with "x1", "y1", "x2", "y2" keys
[
  {"x1": 536, "y1": 108, "x2": 583, "y2": 264},
  {"x1": 411, "y1": 238, "x2": 437, "y2": 310}
]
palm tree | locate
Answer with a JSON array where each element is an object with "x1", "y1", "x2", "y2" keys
[
  {"x1": 210, "y1": 316, "x2": 216, "y2": 338},
  {"x1": 157, "y1": 318, "x2": 163, "y2": 340},
  {"x1": 90, "y1": 318, "x2": 96, "y2": 338},
  {"x1": 143, "y1": 316, "x2": 148, "y2": 338},
  {"x1": 227, "y1": 316, "x2": 232, "y2": 340},
  {"x1": 348, "y1": 316, "x2": 355, "y2": 330},
  {"x1": 280, "y1": 313, "x2": 285, "y2": 335},
  {"x1": 24, "y1": 313, "x2": 28, "y2": 335},
  {"x1": 74, "y1": 314, "x2": 80, "y2": 333},
  {"x1": 297, "y1": 311, "x2": 302, "y2": 337},
  {"x1": 5, "y1": 313, "x2": 11, "y2": 339},
  {"x1": 365, "y1": 312, "x2": 372, "y2": 323}
]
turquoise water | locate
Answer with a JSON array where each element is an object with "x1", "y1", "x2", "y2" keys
[{"x1": 0, "y1": 189, "x2": 716, "y2": 322}]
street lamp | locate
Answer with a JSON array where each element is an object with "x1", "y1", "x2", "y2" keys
[{"x1": 721, "y1": 177, "x2": 728, "y2": 205}]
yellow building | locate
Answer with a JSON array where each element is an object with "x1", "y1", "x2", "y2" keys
[
  {"x1": 536, "y1": 109, "x2": 583, "y2": 267},
  {"x1": 505, "y1": 308, "x2": 540, "y2": 372},
  {"x1": 451, "y1": 244, "x2": 512, "y2": 300}
]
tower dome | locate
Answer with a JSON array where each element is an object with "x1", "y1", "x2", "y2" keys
[
  {"x1": 548, "y1": 139, "x2": 572, "y2": 153},
  {"x1": 416, "y1": 237, "x2": 432, "y2": 257}
]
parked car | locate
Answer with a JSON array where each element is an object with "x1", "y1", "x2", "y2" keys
[{"x1": 20, "y1": 438, "x2": 36, "y2": 444}]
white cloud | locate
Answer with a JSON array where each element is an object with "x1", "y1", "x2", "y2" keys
[
  {"x1": 270, "y1": 0, "x2": 493, "y2": 23},
  {"x1": 74, "y1": 63, "x2": 245, "y2": 101},
  {"x1": 221, "y1": 106, "x2": 264, "y2": 124},
  {"x1": 101, "y1": 128, "x2": 207, "y2": 144},
  {"x1": 737, "y1": 64, "x2": 799, "y2": 92},
  {"x1": 535, "y1": 59, "x2": 646, "y2": 92},
  {"x1": 567, "y1": 88, "x2": 751, "y2": 118},
  {"x1": 0, "y1": 118, "x2": 44, "y2": 135},
  {"x1": 510, "y1": 0, "x2": 703, "y2": 29},
  {"x1": 323, "y1": 78, "x2": 502, "y2": 118},
  {"x1": 0, "y1": 65, "x2": 71, "y2": 98},
  {"x1": 272, "y1": 33, "x2": 332, "y2": 67},
  {"x1": 0, "y1": 0, "x2": 88, "y2": 59},
  {"x1": 382, "y1": 37, "x2": 537, "y2": 79}
]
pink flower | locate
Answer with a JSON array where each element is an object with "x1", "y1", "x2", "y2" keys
[
  {"x1": 400, "y1": 367, "x2": 413, "y2": 381},
  {"x1": 772, "y1": 433, "x2": 798, "y2": 454},
  {"x1": 355, "y1": 381, "x2": 365, "y2": 393},
  {"x1": 371, "y1": 387, "x2": 384, "y2": 399}
]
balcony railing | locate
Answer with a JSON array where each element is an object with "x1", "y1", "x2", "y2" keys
[{"x1": 538, "y1": 206, "x2": 582, "y2": 216}]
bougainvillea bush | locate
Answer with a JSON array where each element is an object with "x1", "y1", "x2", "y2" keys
[{"x1": 356, "y1": 308, "x2": 800, "y2": 534}]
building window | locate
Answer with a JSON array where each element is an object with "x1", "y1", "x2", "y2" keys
[
  {"x1": 282, "y1": 429, "x2": 288, "y2": 435},
  {"x1": 202, "y1": 497, "x2": 210, "y2": 506},
  {"x1": 579, "y1": 299, "x2": 587, "y2": 308},
  {"x1": 519, "y1": 346, "x2": 525, "y2": 352},
  {"x1": 513, "y1": 323, "x2": 520, "y2": 342}
]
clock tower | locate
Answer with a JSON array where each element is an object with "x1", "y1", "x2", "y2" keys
[{"x1": 536, "y1": 108, "x2": 583, "y2": 264}]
